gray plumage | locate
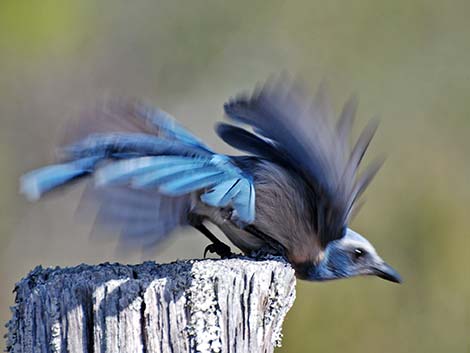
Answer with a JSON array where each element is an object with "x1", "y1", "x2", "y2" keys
[{"x1": 20, "y1": 75, "x2": 401, "y2": 283}]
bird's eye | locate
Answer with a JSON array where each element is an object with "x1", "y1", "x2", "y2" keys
[{"x1": 353, "y1": 248, "x2": 365, "y2": 260}]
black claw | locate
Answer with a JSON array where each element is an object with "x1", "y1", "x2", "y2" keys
[
  {"x1": 204, "y1": 242, "x2": 233, "y2": 258},
  {"x1": 192, "y1": 221, "x2": 234, "y2": 259}
]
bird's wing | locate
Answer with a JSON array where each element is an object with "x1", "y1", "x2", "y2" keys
[
  {"x1": 222, "y1": 75, "x2": 382, "y2": 246},
  {"x1": 62, "y1": 98, "x2": 212, "y2": 153},
  {"x1": 78, "y1": 181, "x2": 190, "y2": 252},
  {"x1": 60, "y1": 99, "x2": 214, "y2": 161},
  {"x1": 216, "y1": 123, "x2": 288, "y2": 164},
  {"x1": 66, "y1": 100, "x2": 256, "y2": 224},
  {"x1": 21, "y1": 99, "x2": 256, "y2": 231},
  {"x1": 21, "y1": 100, "x2": 213, "y2": 200},
  {"x1": 95, "y1": 154, "x2": 255, "y2": 224}
]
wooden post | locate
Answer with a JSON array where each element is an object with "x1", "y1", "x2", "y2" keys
[{"x1": 6, "y1": 258, "x2": 296, "y2": 353}]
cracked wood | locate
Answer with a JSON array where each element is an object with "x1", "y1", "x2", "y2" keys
[{"x1": 6, "y1": 258, "x2": 296, "y2": 353}]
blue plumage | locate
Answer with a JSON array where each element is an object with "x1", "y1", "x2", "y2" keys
[
  {"x1": 80, "y1": 183, "x2": 190, "y2": 249},
  {"x1": 200, "y1": 178, "x2": 241, "y2": 207},
  {"x1": 232, "y1": 179, "x2": 255, "y2": 224},
  {"x1": 21, "y1": 101, "x2": 256, "y2": 225},
  {"x1": 20, "y1": 156, "x2": 100, "y2": 201},
  {"x1": 91, "y1": 152, "x2": 255, "y2": 223},
  {"x1": 131, "y1": 163, "x2": 209, "y2": 188},
  {"x1": 158, "y1": 169, "x2": 226, "y2": 196},
  {"x1": 135, "y1": 104, "x2": 213, "y2": 152},
  {"x1": 95, "y1": 156, "x2": 209, "y2": 186},
  {"x1": 63, "y1": 132, "x2": 213, "y2": 160}
]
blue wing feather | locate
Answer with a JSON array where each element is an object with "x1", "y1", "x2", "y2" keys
[
  {"x1": 200, "y1": 178, "x2": 241, "y2": 207},
  {"x1": 96, "y1": 153, "x2": 256, "y2": 223},
  {"x1": 20, "y1": 156, "x2": 100, "y2": 201},
  {"x1": 96, "y1": 156, "x2": 209, "y2": 186},
  {"x1": 136, "y1": 104, "x2": 213, "y2": 152},
  {"x1": 80, "y1": 183, "x2": 190, "y2": 248},
  {"x1": 20, "y1": 96, "x2": 259, "y2": 246},
  {"x1": 132, "y1": 164, "x2": 213, "y2": 188},
  {"x1": 232, "y1": 179, "x2": 256, "y2": 224},
  {"x1": 63, "y1": 133, "x2": 213, "y2": 160},
  {"x1": 158, "y1": 169, "x2": 227, "y2": 196}
]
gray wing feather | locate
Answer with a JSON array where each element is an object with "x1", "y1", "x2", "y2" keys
[
  {"x1": 80, "y1": 182, "x2": 190, "y2": 249},
  {"x1": 223, "y1": 75, "x2": 381, "y2": 246}
]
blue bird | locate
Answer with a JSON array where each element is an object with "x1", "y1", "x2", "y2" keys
[{"x1": 20, "y1": 76, "x2": 401, "y2": 283}]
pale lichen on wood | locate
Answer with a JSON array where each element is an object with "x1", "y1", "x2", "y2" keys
[{"x1": 6, "y1": 257, "x2": 296, "y2": 353}]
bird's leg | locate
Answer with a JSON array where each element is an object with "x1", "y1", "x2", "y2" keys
[
  {"x1": 188, "y1": 215, "x2": 233, "y2": 258},
  {"x1": 194, "y1": 223, "x2": 233, "y2": 258}
]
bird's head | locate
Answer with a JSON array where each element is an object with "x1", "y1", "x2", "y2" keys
[{"x1": 300, "y1": 228, "x2": 401, "y2": 283}]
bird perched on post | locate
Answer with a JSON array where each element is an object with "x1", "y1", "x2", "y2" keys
[{"x1": 20, "y1": 75, "x2": 401, "y2": 283}]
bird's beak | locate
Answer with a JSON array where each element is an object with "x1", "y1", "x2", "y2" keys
[{"x1": 373, "y1": 262, "x2": 402, "y2": 283}]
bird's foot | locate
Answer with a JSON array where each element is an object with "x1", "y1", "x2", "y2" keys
[{"x1": 204, "y1": 242, "x2": 234, "y2": 259}]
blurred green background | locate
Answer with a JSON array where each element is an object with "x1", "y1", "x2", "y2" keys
[{"x1": 1, "y1": 1, "x2": 469, "y2": 352}]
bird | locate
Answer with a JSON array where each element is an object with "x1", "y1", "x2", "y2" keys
[{"x1": 20, "y1": 75, "x2": 401, "y2": 283}]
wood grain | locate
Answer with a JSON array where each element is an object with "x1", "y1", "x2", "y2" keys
[{"x1": 6, "y1": 258, "x2": 296, "y2": 353}]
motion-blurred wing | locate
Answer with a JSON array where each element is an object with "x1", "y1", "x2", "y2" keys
[
  {"x1": 216, "y1": 123, "x2": 282, "y2": 162},
  {"x1": 79, "y1": 182, "x2": 190, "y2": 250},
  {"x1": 223, "y1": 75, "x2": 381, "y2": 246},
  {"x1": 21, "y1": 100, "x2": 214, "y2": 201},
  {"x1": 62, "y1": 99, "x2": 212, "y2": 154},
  {"x1": 96, "y1": 154, "x2": 255, "y2": 224},
  {"x1": 20, "y1": 99, "x2": 256, "y2": 252}
]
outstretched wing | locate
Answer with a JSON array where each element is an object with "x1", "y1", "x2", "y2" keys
[
  {"x1": 21, "y1": 99, "x2": 256, "y2": 249},
  {"x1": 95, "y1": 154, "x2": 255, "y2": 224},
  {"x1": 78, "y1": 181, "x2": 191, "y2": 251},
  {"x1": 21, "y1": 100, "x2": 213, "y2": 201},
  {"x1": 222, "y1": 75, "x2": 382, "y2": 246}
]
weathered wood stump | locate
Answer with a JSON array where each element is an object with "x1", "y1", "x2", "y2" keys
[{"x1": 6, "y1": 257, "x2": 296, "y2": 353}]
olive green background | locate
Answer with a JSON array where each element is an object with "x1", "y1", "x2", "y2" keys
[{"x1": 1, "y1": 1, "x2": 469, "y2": 352}]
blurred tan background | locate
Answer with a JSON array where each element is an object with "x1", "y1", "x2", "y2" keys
[{"x1": 1, "y1": 1, "x2": 470, "y2": 352}]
